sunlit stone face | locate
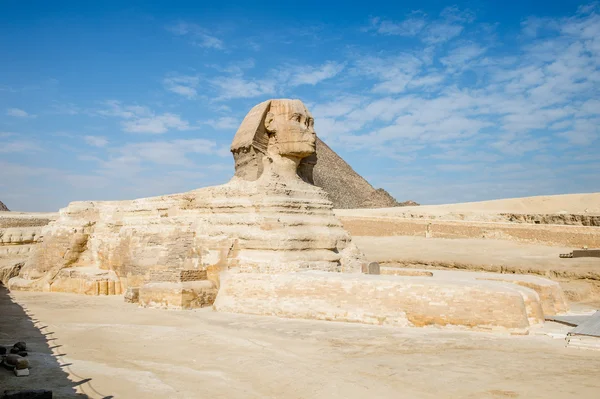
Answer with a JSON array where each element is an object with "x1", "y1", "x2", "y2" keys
[{"x1": 265, "y1": 99, "x2": 316, "y2": 159}]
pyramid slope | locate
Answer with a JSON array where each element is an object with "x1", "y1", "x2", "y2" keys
[{"x1": 312, "y1": 138, "x2": 399, "y2": 209}]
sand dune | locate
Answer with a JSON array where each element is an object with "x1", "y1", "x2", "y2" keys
[{"x1": 338, "y1": 193, "x2": 600, "y2": 216}]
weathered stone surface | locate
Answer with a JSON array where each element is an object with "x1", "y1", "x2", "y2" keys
[
  {"x1": 381, "y1": 268, "x2": 434, "y2": 277},
  {"x1": 380, "y1": 267, "x2": 567, "y2": 317},
  {"x1": 377, "y1": 268, "x2": 568, "y2": 316},
  {"x1": 124, "y1": 287, "x2": 140, "y2": 303},
  {"x1": 475, "y1": 274, "x2": 568, "y2": 316},
  {"x1": 362, "y1": 262, "x2": 380, "y2": 275},
  {"x1": 0, "y1": 200, "x2": 9, "y2": 211},
  {"x1": 0, "y1": 213, "x2": 57, "y2": 285},
  {"x1": 139, "y1": 281, "x2": 218, "y2": 310},
  {"x1": 214, "y1": 271, "x2": 540, "y2": 334}
]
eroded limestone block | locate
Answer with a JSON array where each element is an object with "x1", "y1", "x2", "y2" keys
[
  {"x1": 0, "y1": 227, "x2": 41, "y2": 245},
  {"x1": 214, "y1": 271, "x2": 540, "y2": 334},
  {"x1": 362, "y1": 262, "x2": 380, "y2": 275},
  {"x1": 475, "y1": 274, "x2": 568, "y2": 316},
  {"x1": 139, "y1": 280, "x2": 217, "y2": 310},
  {"x1": 124, "y1": 287, "x2": 140, "y2": 303},
  {"x1": 0, "y1": 214, "x2": 56, "y2": 287},
  {"x1": 380, "y1": 267, "x2": 567, "y2": 318},
  {"x1": 380, "y1": 268, "x2": 434, "y2": 277}
]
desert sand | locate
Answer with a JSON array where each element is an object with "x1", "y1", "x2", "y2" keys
[
  {"x1": 377, "y1": 192, "x2": 600, "y2": 214},
  {"x1": 2, "y1": 287, "x2": 600, "y2": 399},
  {"x1": 337, "y1": 192, "x2": 600, "y2": 218}
]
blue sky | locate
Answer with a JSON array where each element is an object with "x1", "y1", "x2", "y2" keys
[{"x1": 1, "y1": 0, "x2": 599, "y2": 211}]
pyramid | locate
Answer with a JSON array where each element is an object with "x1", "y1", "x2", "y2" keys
[
  {"x1": 0, "y1": 201, "x2": 9, "y2": 212},
  {"x1": 300, "y1": 138, "x2": 402, "y2": 209}
]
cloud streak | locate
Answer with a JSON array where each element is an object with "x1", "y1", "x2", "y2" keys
[
  {"x1": 163, "y1": 74, "x2": 200, "y2": 98},
  {"x1": 167, "y1": 22, "x2": 224, "y2": 49},
  {"x1": 96, "y1": 101, "x2": 193, "y2": 134},
  {"x1": 6, "y1": 108, "x2": 35, "y2": 118}
]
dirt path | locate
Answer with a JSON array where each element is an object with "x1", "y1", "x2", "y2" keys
[{"x1": 2, "y1": 289, "x2": 600, "y2": 398}]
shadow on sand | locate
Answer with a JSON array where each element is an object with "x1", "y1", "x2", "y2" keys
[{"x1": 0, "y1": 285, "x2": 112, "y2": 398}]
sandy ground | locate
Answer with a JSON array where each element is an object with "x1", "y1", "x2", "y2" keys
[
  {"x1": 1, "y1": 288, "x2": 600, "y2": 399},
  {"x1": 337, "y1": 192, "x2": 600, "y2": 217},
  {"x1": 353, "y1": 235, "x2": 600, "y2": 304},
  {"x1": 353, "y1": 236, "x2": 600, "y2": 275}
]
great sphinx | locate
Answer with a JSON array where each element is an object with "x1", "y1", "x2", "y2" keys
[
  {"x1": 9, "y1": 99, "x2": 365, "y2": 306},
  {"x1": 9, "y1": 99, "x2": 567, "y2": 333}
]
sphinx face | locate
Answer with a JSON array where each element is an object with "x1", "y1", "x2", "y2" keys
[{"x1": 265, "y1": 100, "x2": 317, "y2": 159}]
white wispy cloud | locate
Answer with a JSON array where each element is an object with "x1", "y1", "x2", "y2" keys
[
  {"x1": 311, "y1": 3, "x2": 600, "y2": 190},
  {"x1": 50, "y1": 103, "x2": 81, "y2": 115},
  {"x1": 0, "y1": 140, "x2": 42, "y2": 153},
  {"x1": 367, "y1": 14, "x2": 427, "y2": 36},
  {"x1": 355, "y1": 54, "x2": 427, "y2": 93},
  {"x1": 210, "y1": 76, "x2": 276, "y2": 100},
  {"x1": 209, "y1": 59, "x2": 256, "y2": 75},
  {"x1": 288, "y1": 62, "x2": 346, "y2": 86},
  {"x1": 6, "y1": 108, "x2": 35, "y2": 118},
  {"x1": 203, "y1": 116, "x2": 241, "y2": 130},
  {"x1": 163, "y1": 74, "x2": 200, "y2": 98},
  {"x1": 167, "y1": 21, "x2": 224, "y2": 49},
  {"x1": 440, "y1": 42, "x2": 487, "y2": 70},
  {"x1": 84, "y1": 135, "x2": 108, "y2": 147},
  {"x1": 116, "y1": 139, "x2": 217, "y2": 166},
  {"x1": 123, "y1": 114, "x2": 191, "y2": 134},
  {"x1": 96, "y1": 101, "x2": 193, "y2": 134},
  {"x1": 367, "y1": 6, "x2": 474, "y2": 45}
]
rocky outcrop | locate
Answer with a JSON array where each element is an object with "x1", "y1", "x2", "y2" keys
[
  {"x1": 0, "y1": 213, "x2": 58, "y2": 285},
  {"x1": 398, "y1": 200, "x2": 420, "y2": 207},
  {"x1": 501, "y1": 213, "x2": 600, "y2": 226},
  {"x1": 0, "y1": 201, "x2": 9, "y2": 212}
]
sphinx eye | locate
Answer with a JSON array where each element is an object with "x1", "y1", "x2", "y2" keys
[{"x1": 296, "y1": 114, "x2": 302, "y2": 122}]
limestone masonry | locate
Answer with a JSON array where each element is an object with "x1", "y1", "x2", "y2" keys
[{"x1": 5, "y1": 99, "x2": 568, "y2": 333}]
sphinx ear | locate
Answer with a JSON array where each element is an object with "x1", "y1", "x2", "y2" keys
[{"x1": 264, "y1": 112, "x2": 276, "y2": 134}]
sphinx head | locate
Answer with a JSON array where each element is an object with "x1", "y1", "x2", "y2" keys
[
  {"x1": 264, "y1": 99, "x2": 316, "y2": 159},
  {"x1": 231, "y1": 99, "x2": 317, "y2": 181}
]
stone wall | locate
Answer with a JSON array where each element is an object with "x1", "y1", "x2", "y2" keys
[
  {"x1": 214, "y1": 271, "x2": 545, "y2": 334},
  {"x1": 339, "y1": 216, "x2": 600, "y2": 247},
  {"x1": 0, "y1": 213, "x2": 57, "y2": 285}
]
